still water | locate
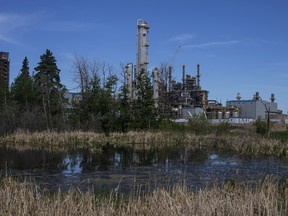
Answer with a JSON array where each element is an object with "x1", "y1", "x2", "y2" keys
[{"x1": 0, "y1": 145, "x2": 287, "y2": 194}]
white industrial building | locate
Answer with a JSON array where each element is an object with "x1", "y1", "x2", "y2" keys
[{"x1": 226, "y1": 92, "x2": 281, "y2": 120}]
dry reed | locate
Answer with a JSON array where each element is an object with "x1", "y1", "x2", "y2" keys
[
  {"x1": 0, "y1": 176, "x2": 287, "y2": 216},
  {"x1": 0, "y1": 130, "x2": 288, "y2": 157}
]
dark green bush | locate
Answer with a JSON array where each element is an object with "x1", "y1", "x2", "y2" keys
[
  {"x1": 188, "y1": 113, "x2": 211, "y2": 134},
  {"x1": 215, "y1": 121, "x2": 231, "y2": 135},
  {"x1": 255, "y1": 117, "x2": 269, "y2": 135}
]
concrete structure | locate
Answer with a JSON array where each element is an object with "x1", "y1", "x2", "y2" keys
[
  {"x1": 136, "y1": 19, "x2": 149, "y2": 76},
  {"x1": 152, "y1": 67, "x2": 160, "y2": 101},
  {"x1": 0, "y1": 52, "x2": 10, "y2": 88},
  {"x1": 226, "y1": 92, "x2": 279, "y2": 120},
  {"x1": 124, "y1": 63, "x2": 134, "y2": 100}
]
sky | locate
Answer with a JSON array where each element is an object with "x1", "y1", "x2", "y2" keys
[{"x1": 1, "y1": 0, "x2": 288, "y2": 113}]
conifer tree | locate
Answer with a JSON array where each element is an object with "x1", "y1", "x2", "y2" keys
[
  {"x1": 34, "y1": 49, "x2": 66, "y2": 129},
  {"x1": 11, "y1": 57, "x2": 36, "y2": 108},
  {"x1": 132, "y1": 69, "x2": 156, "y2": 129}
]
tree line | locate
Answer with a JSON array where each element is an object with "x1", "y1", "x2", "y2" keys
[{"x1": 0, "y1": 49, "x2": 163, "y2": 135}]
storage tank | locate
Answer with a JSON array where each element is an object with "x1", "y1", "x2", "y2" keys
[
  {"x1": 224, "y1": 111, "x2": 230, "y2": 119},
  {"x1": 232, "y1": 111, "x2": 239, "y2": 118},
  {"x1": 217, "y1": 111, "x2": 222, "y2": 119}
]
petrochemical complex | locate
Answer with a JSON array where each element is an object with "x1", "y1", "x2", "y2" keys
[
  {"x1": 1, "y1": 19, "x2": 286, "y2": 123},
  {"x1": 124, "y1": 19, "x2": 285, "y2": 123}
]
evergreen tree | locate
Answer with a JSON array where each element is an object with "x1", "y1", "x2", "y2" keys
[
  {"x1": 71, "y1": 57, "x2": 119, "y2": 133},
  {"x1": 82, "y1": 74, "x2": 118, "y2": 134},
  {"x1": 132, "y1": 69, "x2": 157, "y2": 129},
  {"x1": 0, "y1": 80, "x2": 9, "y2": 107},
  {"x1": 117, "y1": 84, "x2": 132, "y2": 132},
  {"x1": 11, "y1": 57, "x2": 37, "y2": 108},
  {"x1": 34, "y1": 49, "x2": 66, "y2": 129}
]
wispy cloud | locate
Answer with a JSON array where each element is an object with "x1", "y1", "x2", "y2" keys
[
  {"x1": 0, "y1": 12, "x2": 97, "y2": 45},
  {"x1": 0, "y1": 12, "x2": 38, "y2": 46},
  {"x1": 0, "y1": 34, "x2": 22, "y2": 46},
  {"x1": 169, "y1": 33, "x2": 194, "y2": 44},
  {"x1": 185, "y1": 40, "x2": 241, "y2": 48},
  {"x1": 42, "y1": 21, "x2": 96, "y2": 32}
]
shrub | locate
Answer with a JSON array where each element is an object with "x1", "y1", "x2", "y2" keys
[
  {"x1": 215, "y1": 121, "x2": 231, "y2": 135},
  {"x1": 188, "y1": 113, "x2": 211, "y2": 134},
  {"x1": 255, "y1": 117, "x2": 269, "y2": 135}
]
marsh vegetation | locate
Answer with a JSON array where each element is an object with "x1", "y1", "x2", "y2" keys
[
  {"x1": 1, "y1": 114, "x2": 288, "y2": 215},
  {"x1": 0, "y1": 176, "x2": 287, "y2": 216}
]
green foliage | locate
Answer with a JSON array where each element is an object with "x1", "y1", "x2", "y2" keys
[
  {"x1": 10, "y1": 57, "x2": 37, "y2": 108},
  {"x1": 130, "y1": 69, "x2": 157, "y2": 130},
  {"x1": 157, "y1": 119, "x2": 186, "y2": 132},
  {"x1": 70, "y1": 61, "x2": 119, "y2": 134},
  {"x1": 0, "y1": 80, "x2": 9, "y2": 107},
  {"x1": 188, "y1": 113, "x2": 211, "y2": 134},
  {"x1": 34, "y1": 49, "x2": 66, "y2": 129},
  {"x1": 270, "y1": 130, "x2": 288, "y2": 141},
  {"x1": 117, "y1": 85, "x2": 132, "y2": 132},
  {"x1": 255, "y1": 117, "x2": 269, "y2": 135},
  {"x1": 215, "y1": 121, "x2": 231, "y2": 135}
]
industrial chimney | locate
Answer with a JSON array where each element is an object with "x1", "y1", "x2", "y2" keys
[
  {"x1": 197, "y1": 64, "x2": 201, "y2": 89},
  {"x1": 270, "y1": 93, "x2": 275, "y2": 103}
]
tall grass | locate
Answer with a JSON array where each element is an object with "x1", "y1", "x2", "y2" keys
[
  {"x1": 0, "y1": 176, "x2": 287, "y2": 216},
  {"x1": 1, "y1": 129, "x2": 288, "y2": 158}
]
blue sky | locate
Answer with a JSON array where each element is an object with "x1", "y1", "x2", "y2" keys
[{"x1": 1, "y1": 0, "x2": 288, "y2": 113}]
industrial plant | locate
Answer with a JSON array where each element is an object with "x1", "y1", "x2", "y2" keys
[
  {"x1": 2, "y1": 19, "x2": 286, "y2": 124},
  {"x1": 125, "y1": 19, "x2": 285, "y2": 123}
]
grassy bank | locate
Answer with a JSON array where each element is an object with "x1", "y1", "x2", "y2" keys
[
  {"x1": 0, "y1": 176, "x2": 287, "y2": 216},
  {"x1": 1, "y1": 129, "x2": 288, "y2": 158}
]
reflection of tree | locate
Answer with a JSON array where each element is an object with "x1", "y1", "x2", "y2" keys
[
  {"x1": 72, "y1": 147, "x2": 179, "y2": 171},
  {"x1": 0, "y1": 148, "x2": 64, "y2": 170},
  {"x1": 187, "y1": 149, "x2": 209, "y2": 163}
]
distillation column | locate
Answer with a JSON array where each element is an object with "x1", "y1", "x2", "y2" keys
[
  {"x1": 125, "y1": 63, "x2": 133, "y2": 100},
  {"x1": 152, "y1": 67, "x2": 160, "y2": 104},
  {"x1": 136, "y1": 19, "x2": 149, "y2": 76}
]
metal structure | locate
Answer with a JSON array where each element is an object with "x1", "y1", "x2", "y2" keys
[
  {"x1": 124, "y1": 19, "x2": 282, "y2": 121},
  {"x1": 125, "y1": 19, "x2": 239, "y2": 119},
  {"x1": 136, "y1": 19, "x2": 149, "y2": 76},
  {"x1": 0, "y1": 52, "x2": 10, "y2": 88},
  {"x1": 124, "y1": 63, "x2": 134, "y2": 100}
]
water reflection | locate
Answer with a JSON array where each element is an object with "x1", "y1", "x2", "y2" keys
[
  {"x1": 0, "y1": 145, "x2": 287, "y2": 194},
  {"x1": 62, "y1": 154, "x2": 82, "y2": 176}
]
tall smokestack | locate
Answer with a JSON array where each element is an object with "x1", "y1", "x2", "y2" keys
[
  {"x1": 270, "y1": 93, "x2": 275, "y2": 103},
  {"x1": 236, "y1": 93, "x2": 241, "y2": 100},
  {"x1": 255, "y1": 91, "x2": 260, "y2": 100},
  {"x1": 168, "y1": 66, "x2": 172, "y2": 92},
  {"x1": 182, "y1": 65, "x2": 185, "y2": 90},
  {"x1": 197, "y1": 64, "x2": 201, "y2": 89}
]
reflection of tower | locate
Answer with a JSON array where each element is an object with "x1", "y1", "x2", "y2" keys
[
  {"x1": 0, "y1": 52, "x2": 10, "y2": 88},
  {"x1": 136, "y1": 19, "x2": 149, "y2": 76}
]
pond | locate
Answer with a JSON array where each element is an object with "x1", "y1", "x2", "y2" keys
[{"x1": 0, "y1": 145, "x2": 287, "y2": 194}]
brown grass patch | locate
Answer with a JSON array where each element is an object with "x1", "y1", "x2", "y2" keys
[{"x1": 0, "y1": 176, "x2": 287, "y2": 216}]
